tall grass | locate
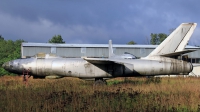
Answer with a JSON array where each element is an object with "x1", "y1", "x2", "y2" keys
[{"x1": 1, "y1": 76, "x2": 200, "y2": 111}]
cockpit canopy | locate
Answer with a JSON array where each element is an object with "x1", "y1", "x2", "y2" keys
[
  {"x1": 122, "y1": 52, "x2": 137, "y2": 59},
  {"x1": 34, "y1": 53, "x2": 59, "y2": 59}
]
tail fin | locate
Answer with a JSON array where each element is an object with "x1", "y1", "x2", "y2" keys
[
  {"x1": 147, "y1": 23, "x2": 197, "y2": 57},
  {"x1": 109, "y1": 40, "x2": 114, "y2": 58}
]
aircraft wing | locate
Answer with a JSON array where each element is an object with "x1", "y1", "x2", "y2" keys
[
  {"x1": 160, "y1": 49, "x2": 196, "y2": 57},
  {"x1": 83, "y1": 57, "x2": 127, "y2": 65},
  {"x1": 83, "y1": 58, "x2": 113, "y2": 64}
]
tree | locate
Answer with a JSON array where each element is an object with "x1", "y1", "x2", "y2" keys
[
  {"x1": 127, "y1": 41, "x2": 137, "y2": 45},
  {"x1": 150, "y1": 33, "x2": 167, "y2": 45},
  {"x1": 150, "y1": 33, "x2": 158, "y2": 45},
  {"x1": 195, "y1": 45, "x2": 200, "y2": 47},
  {"x1": 0, "y1": 39, "x2": 24, "y2": 76},
  {"x1": 158, "y1": 33, "x2": 167, "y2": 44},
  {"x1": 48, "y1": 35, "x2": 65, "y2": 43},
  {"x1": 0, "y1": 35, "x2": 4, "y2": 41}
]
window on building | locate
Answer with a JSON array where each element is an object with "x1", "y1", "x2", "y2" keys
[
  {"x1": 81, "y1": 47, "x2": 86, "y2": 53},
  {"x1": 196, "y1": 58, "x2": 200, "y2": 63},
  {"x1": 188, "y1": 58, "x2": 200, "y2": 63},
  {"x1": 51, "y1": 47, "x2": 56, "y2": 54},
  {"x1": 140, "y1": 48, "x2": 145, "y2": 54},
  {"x1": 191, "y1": 58, "x2": 196, "y2": 63}
]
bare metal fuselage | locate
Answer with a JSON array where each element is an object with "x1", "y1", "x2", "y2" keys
[{"x1": 3, "y1": 57, "x2": 193, "y2": 79}]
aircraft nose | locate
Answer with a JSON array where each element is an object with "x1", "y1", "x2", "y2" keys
[{"x1": 2, "y1": 62, "x2": 10, "y2": 70}]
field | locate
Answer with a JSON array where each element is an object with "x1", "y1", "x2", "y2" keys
[{"x1": 1, "y1": 76, "x2": 200, "y2": 112}]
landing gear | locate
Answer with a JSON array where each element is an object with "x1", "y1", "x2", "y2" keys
[
  {"x1": 23, "y1": 69, "x2": 31, "y2": 85},
  {"x1": 94, "y1": 78, "x2": 107, "y2": 86}
]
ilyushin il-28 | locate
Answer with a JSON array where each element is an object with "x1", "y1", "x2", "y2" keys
[{"x1": 2, "y1": 23, "x2": 197, "y2": 85}]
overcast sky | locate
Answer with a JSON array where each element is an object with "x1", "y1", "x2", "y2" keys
[{"x1": 0, "y1": 1, "x2": 200, "y2": 45}]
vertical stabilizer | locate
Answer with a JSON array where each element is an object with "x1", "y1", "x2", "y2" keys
[
  {"x1": 147, "y1": 23, "x2": 197, "y2": 57},
  {"x1": 109, "y1": 40, "x2": 114, "y2": 58}
]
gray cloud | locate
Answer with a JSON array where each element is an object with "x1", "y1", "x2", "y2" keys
[{"x1": 0, "y1": 1, "x2": 199, "y2": 45}]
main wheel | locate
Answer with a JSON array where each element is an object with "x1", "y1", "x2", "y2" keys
[{"x1": 94, "y1": 78, "x2": 107, "y2": 86}]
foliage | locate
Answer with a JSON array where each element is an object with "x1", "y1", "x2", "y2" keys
[
  {"x1": 150, "y1": 33, "x2": 168, "y2": 45},
  {"x1": 150, "y1": 33, "x2": 158, "y2": 45},
  {"x1": 0, "y1": 35, "x2": 4, "y2": 41},
  {"x1": 127, "y1": 41, "x2": 137, "y2": 45},
  {"x1": 48, "y1": 35, "x2": 65, "y2": 43},
  {"x1": 0, "y1": 36, "x2": 24, "y2": 76}
]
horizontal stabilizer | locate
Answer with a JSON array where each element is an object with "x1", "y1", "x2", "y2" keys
[{"x1": 160, "y1": 49, "x2": 197, "y2": 57}]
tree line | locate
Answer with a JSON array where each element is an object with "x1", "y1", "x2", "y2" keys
[
  {"x1": 0, "y1": 36, "x2": 24, "y2": 75},
  {"x1": 127, "y1": 33, "x2": 168, "y2": 45}
]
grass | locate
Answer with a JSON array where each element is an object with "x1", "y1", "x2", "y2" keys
[{"x1": 1, "y1": 76, "x2": 200, "y2": 111}]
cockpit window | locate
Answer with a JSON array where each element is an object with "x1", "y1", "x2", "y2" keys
[{"x1": 123, "y1": 52, "x2": 137, "y2": 59}]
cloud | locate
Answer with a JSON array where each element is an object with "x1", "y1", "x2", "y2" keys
[
  {"x1": 0, "y1": 1, "x2": 200, "y2": 45},
  {"x1": 0, "y1": 11, "x2": 118, "y2": 44}
]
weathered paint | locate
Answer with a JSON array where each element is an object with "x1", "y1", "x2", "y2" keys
[{"x1": 2, "y1": 56, "x2": 192, "y2": 79}]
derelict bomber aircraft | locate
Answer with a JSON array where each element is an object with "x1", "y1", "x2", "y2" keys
[{"x1": 2, "y1": 23, "x2": 197, "y2": 85}]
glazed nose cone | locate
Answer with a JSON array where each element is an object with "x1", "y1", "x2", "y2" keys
[{"x1": 2, "y1": 62, "x2": 10, "y2": 70}]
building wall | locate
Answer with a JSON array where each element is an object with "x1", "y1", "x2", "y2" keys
[
  {"x1": 189, "y1": 66, "x2": 200, "y2": 76},
  {"x1": 56, "y1": 48, "x2": 81, "y2": 57},
  {"x1": 21, "y1": 47, "x2": 155, "y2": 58},
  {"x1": 23, "y1": 47, "x2": 51, "y2": 57},
  {"x1": 21, "y1": 43, "x2": 200, "y2": 63},
  {"x1": 114, "y1": 48, "x2": 153, "y2": 57}
]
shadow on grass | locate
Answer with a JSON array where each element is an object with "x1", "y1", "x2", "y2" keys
[{"x1": 107, "y1": 77, "x2": 162, "y2": 86}]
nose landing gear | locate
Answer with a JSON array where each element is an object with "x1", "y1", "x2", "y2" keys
[{"x1": 23, "y1": 69, "x2": 31, "y2": 85}]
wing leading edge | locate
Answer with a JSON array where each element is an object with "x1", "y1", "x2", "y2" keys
[{"x1": 83, "y1": 57, "x2": 128, "y2": 65}]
